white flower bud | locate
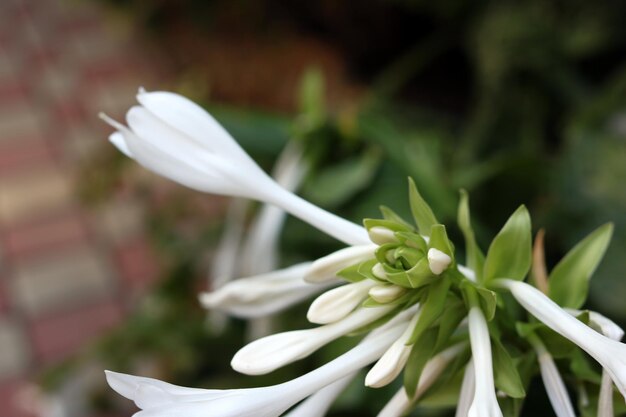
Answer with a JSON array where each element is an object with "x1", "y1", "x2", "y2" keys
[
  {"x1": 369, "y1": 284, "x2": 405, "y2": 303},
  {"x1": 307, "y1": 280, "x2": 376, "y2": 324},
  {"x1": 427, "y1": 248, "x2": 452, "y2": 275},
  {"x1": 368, "y1": 226, "x2": 397, "y2": 245}
]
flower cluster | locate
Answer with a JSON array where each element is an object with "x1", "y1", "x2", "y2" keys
[{"x1": 102, "y1": 89, "x2": 625, "y2": 417}]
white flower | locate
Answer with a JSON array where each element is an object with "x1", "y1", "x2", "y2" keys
[
  {"x1": 200, "y1": 263, "x2": 337, "y2": 318},
  {"x1": 105, "y1": 315, "x2": 409, "y2": 417},
  {"x1": 231, "y1": 304, "x2": 395, "y2": 375},
  {"x1": 455, "y1": 359, "x2": 475, "y2": 417},
  {"x1": 494, "y1": 278, "x2": 626, "y2": 402},
  {"x1": 365, "y1": 310, "x2": 420, "y2": 388},
  {"x1": 377, "y1": 343, "x2": 466, "y2": 417},
  {"x1": 368, "y1": 227, "x2": 398, "y2": 245},
  {"x1": 427, "y1": 248, "x2": 452, "y2": 275},
  {"x1": 101, "y1": 89, "x2": 368, "y2": 246},
  {"x1": 529, "y1": 337, "x2": 576, "y2": 417},
  {"x1": 284, "y1": 374, "x2": 355, "y2": 417},
  {"x1": 307, "y1": 280, "x2": 377, "y2": 324},
  {"x1": 467, "y1": 306, "x2": 503, "y2": 417},
  {"x1": 304, "y1": 244, "x2": 378, "y2": 283}
]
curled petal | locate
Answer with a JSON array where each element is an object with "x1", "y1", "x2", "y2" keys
[{"x1": 304, "y1": 244, "x2": 377, "y2": 283}]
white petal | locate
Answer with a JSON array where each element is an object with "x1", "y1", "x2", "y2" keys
[
  {"x1": 467, "y1": 307, "x2": 503, "y2": 417},
  {"x1": 304, "y1": 244, "x2": 377, "y2": 283},
  {"x1": 284, "y1": 373, "x2": 355, "y2": 417},
  {"x1": 377, "y1": 344, "x2": 466, "y2": 417},
  {"x1": 137, "y1": 90, "x2": 255, "y2": 164},
  {"x1": 533, "y1": 341, "x2": 576, "y2": 417},
  {"x1": 369, "y1": 285, "x2": 406, "y2": 304},
  {"x1": 428, "y1": 248, "x2": 452, "y2": 275},
  {"x1": 231, "y1": 305, "x2": 395, "y2": 375},
  {"x1": 106, "y1": 315, "x2": 408, "y2": 417},
  {"x1": 457, "y1": 264, "x2": 476, "y2": 282},
  {"x1": 108, "y1": 132, "x2": 133, "y2": 157},
  {"x1": 455, "y1": 360, "x2": 475, "y2": 417},
  {"x1": 307, "y1": 280, "x2": 377, "y2": 324},
  {"x1": 598, "y1": 371, "x2": 614, "y2": 417},
  {"x1": 200, "y1": 263, "x2": 335, "y2": 318},
  {"x1": 366, "y1": 311, "x2": 420, "y2": 388},
  {"x1": 368, "y1": 227, "x2": 398, "y2": 245},
  {"x1": 495, "y1": 279, "x2": 626, "y2": 401}
]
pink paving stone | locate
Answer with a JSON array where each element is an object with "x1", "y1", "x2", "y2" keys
[
  {"x1": 114, "y1": 238, "x2": 161, "y2": 293},
  {"x1": 28, "y1": 298, "x2": 124, "y2": 364},
  {"x1": 0, "y1": 138, "x2": 55, "y2": 175},
  {"x1": 0, "y1": 209, "x2": 89, "y2": 260},
  {"x1": 0, "y1": 378, "x2": 37, "y2": 417}
]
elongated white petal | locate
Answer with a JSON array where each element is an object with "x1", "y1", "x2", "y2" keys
[
  {"x1": 308, "y1": 280, "x2": 377, "y2": 324},
  {"x1": 467, "y1": 307, "x2": 503, "y2": 417},
  {"x1": 455, "y1": 359, "x2": 475, "y2": 417},
  {"x1": 598, "y1": 371, "x2": 614, "y2": 417},
  {"x1": 106, "y1": 316, "x2": 408, "y2": 417},
  {"x1": 428, "y1": 248, "x2": 452, "y2": 275},
  {"x1": 369, "y1": 284, "x2": 406, "y2": 304},
  {"x1": 240, "y1": 142, "x2": 307, "y2": 276},
  {"x1": 284, "y1": 373, "x2": 355, "y2": 417},
  {"x1": 495, "y1": 279, "x2": 626, "y2": 401},
  {"x1": 531, "y1": 339, "x2": 576, "y2": 417},
  {"x1": 366, "y1": 310, "x2": 420, "y2": 388},
  {"x1": 232, "y1": 305, "x2": 395, "y2": 375},
  {"x1": 200, "y1": 263, "x2": 336, "y2": 318},
  {"x1": 108, "y1": 132, "x2": 133, "y2": 157},
  {"x1": 102, "y1": 91, "x2": 369, "y2": 245},
  {"x1": 377, "y1": 344, "x2": 466, "y2": 417},
  {"x1": 304, "y1": 244, "x2": 378, "y2": 283}
]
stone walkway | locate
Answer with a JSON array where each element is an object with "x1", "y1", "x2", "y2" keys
[{"x1": 0, "y1": 0, "x2": 166, "y2": 415}]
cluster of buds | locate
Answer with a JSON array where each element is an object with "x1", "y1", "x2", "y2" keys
[{"x1": 102, "y1": 89, "x2": 625, "y2": 417}]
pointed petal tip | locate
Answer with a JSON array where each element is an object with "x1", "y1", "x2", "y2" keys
[{"x1": 104, "y1": 370, "x2": 138, "y2": 400}]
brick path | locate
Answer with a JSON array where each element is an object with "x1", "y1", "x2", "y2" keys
[{"x1": 0, "y1": 0, "x2": 166, "y2": 415}]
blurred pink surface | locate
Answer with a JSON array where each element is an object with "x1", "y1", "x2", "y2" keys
[{"x1": 0, "y1": 0, "x2": 167, "y2": 415}]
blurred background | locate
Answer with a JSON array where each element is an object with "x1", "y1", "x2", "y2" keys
[{"x1": 0, "y1": 0, "x2": 625, "y2": 416}]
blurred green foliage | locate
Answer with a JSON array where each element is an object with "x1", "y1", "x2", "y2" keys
[{"x1": 59, "y1": 0, "x2": 626, "y2": 415}]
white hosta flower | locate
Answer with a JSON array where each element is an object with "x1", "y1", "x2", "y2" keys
[
  {"x1": 101, "y1": 89, "x2": 368, "y2": 246},
  {"x1": 530, "y1": 338, "x2": 576, "y2": 417},
  {"x1": 377, "y1": 343, "x2": 466, "y2": 417},
  {"x1": 307, "y1": 280, "x2": 377, "y2": 324},
  {"x1": 200, "y1": 263, "x2": 336, "y2": 318},
  {"x1": 284, "y1": 373, "x2": 355, "y2": 417},
  {"x1": 428, "y1": 248, "x2": 452, "y2": 275},
  {"x1": 467, "y1": 306, "x2": 503, "y2": 417},
  {"x1": 494, "y1": 279, "x2": 626, "y2": 402},
  {"x1": 369, "y1": 284, "x2": 406, "y2": 304},
  {"x1": 304, "y1": 244, "x2": 378, "y2": 283},
  {"x1": 232, "y1": 305, "x2": 395, "y2": 375},
  {"x1": 365, "y1": 310, "x2": 420, "y2": 388},
  {"x1": 455, "y1": 359, "x2": 475, "y2": 417},
  {"x1": 105, "y1": 318, "x2": 408, "y2": 417}
]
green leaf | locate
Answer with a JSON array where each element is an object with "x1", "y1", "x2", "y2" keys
[
  {"x1": 483, "y1": 205, "x2": 532, "y2": 283},
  {"x1": 429, "y1": 224, "x2": 454, "y2": 258},
  {"x1": 404, "y1": 327, "x2": 438, "y2": 397},
  {"x1": 491, "y1": 338, "x2": 526, "y2": 398},
  {"x1": 477, "y1": 287, "x2": 497, "y2": 321},
  {"x1": 408, "y1": 177, "x2": 438, "y2": 236},
  {"x1": 548, "y1": 223, "x2": 613, "y2": 309},
  {"x1": 457, "y1": 189, "x2": 485, "y2": 277},
  {"x1": 336, "y1": 263, "x2": 366, "y2": 283},
  {"x1": 407, "y1": 277, "x2": 451, "y2": 344},
  {"x1": 395, "y1": 231, "x2": 428, "y2": 252},
  {"x1": 434, "y1": 300, "x2": 466, "y2": 351},
  {"x1": 380, "y1": 205, "x2": 414, "y2": 229}
]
